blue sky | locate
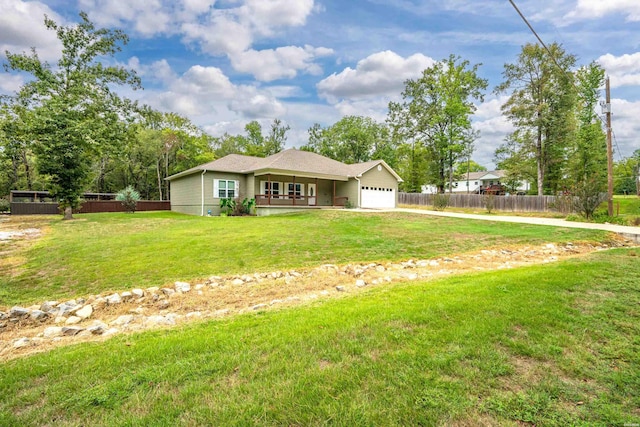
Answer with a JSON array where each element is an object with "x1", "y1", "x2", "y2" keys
[{"x1": 1, "y1": 0, "x2": 639, "y2": 168}]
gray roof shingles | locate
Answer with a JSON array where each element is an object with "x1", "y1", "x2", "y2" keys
[{"x1": 167, "y1": 148, "x2": 402, "y2": 181}]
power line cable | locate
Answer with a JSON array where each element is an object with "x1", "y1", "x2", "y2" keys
[{"x1": 507, "y1": 0, "x2": 565, "y2": 71}]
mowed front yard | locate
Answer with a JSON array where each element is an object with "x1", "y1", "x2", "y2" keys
[
  {"x1": 1, "y1": 211, "x2": 638, "y2": 425},
  {"x1": 0, "y1": 210, "x2": 614, "y2": 306}
]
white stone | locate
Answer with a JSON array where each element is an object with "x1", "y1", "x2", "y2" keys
[
  {"x1": 112, "y1": 315, "x2": 134, "y2": 326},
  {"x1": 174, "y1": 281, "x2": 191, "y2": 292},
  {"x1": 93, "y1": 297, "x2": 107, "y2": 309},
  {"x1": 9, "y1": 306, "x2": 30, "y2": 318},
  {"x1": 13, "y1": 337, "x2": 31, "y2": 348},
  {"x1": 146, "y1": 315, "x2": 176, "y2": 326},
  {"x1": 406, "y1": 273, "x2": 419, "y2": 280},
  {"x1": 62, "y1": 326, "x2": 84, "y2": 336},
  {"x1": 146, "y1": 286, "x2": 160, "y2": 293},
  {"x1": 270, "y1": 299, "x2": 283, "y2": 305},
  {"x1": 120, "y1": 291, "x2": 133, "y2": 301},
  {"x1": 252, "y1": 304, "x2": 267, "y2": 310},
  {"x1": 75, "y1": 305, "x2": 93, "y2": 319},
  {"x1": 356, "y1": 279, "x2": 367, "y2": 287},
  {"x1": 54, "y1": 316, "x2": 67, "y2": 324},
  {"x1": 161, "y1": 288, "x2": 175, "y2": 296},
  {"x1": 231, "y1": 278, "x2": 244, "y2": 286},
  {"x1": 213, "y1": 309, "x2": 230, "y2": 316},
  {"x1": 132, "y1": 288, "x2": 145, "y2": 298},
  {"x1": 65, "y1": 316, "x2": 82, "y2": 325},
  {"x1": 103, "y1": 328, "x2": 119, "y2": 336},
  {"x1": 185, "y1": 311, "x2": 202, "y2": 318},
  {"x1": 194, "y1": 284, "x2": 205, "y2": 291},
  {"x1": 336, "y1": 286, "x2": 346, "y2": 292},
  {"x1": 43, "y1": 326, "x2": 64, "y2": 338},
  {"x1": 376, "y1": 265, "x2": 386, "y2": 273},
  {"x1": 88, "y1": 322, "x2": 107, "y2": 335},
  {"x1": 30, "y1": 310, "x2": 49, "y2": 321},
  {"x1": 106, "y1": 293, "x2": 122, "y2": 304}
]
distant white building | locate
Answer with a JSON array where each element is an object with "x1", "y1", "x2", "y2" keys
[{"x1": 421, "y1": 170, "x2": 531, "y2": 194}]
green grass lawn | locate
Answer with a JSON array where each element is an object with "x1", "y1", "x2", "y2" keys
[
  {"x1": 1, "y1": 248, "x2": 638, "y2": 426},
  {"x1": 0, "y1": 210, "x2": 612, "y2": 306}
]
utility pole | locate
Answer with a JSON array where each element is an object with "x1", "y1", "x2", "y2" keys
[{"x1": 605, "y1": 76, "x2": 614, "y2": 217}]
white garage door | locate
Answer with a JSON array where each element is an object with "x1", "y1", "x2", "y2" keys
[{"x1": 361, "y1": 186, "x2": 395, "y2": 209}]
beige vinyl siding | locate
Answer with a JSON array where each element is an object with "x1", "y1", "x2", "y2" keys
[
  {"x1": 336, "y1": 180, "x2": 359, "y2": 207},
  {"x1": 169, "y1": 173, "x2": 203, "y2": 215},
  {"x1": 210, "y1": 173, "x2": 246, "y2": 215}
]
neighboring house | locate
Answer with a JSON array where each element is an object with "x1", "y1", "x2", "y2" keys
[
  {"x1": 421, "y1": 170, "x2": 531, "y2": 194},
  {"x1": 166, "y1": 148, "x2": 403, "y2": 216}
]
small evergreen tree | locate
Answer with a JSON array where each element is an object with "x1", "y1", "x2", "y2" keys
[{"x1": 116, "y1": 186, "x2": 140, "y2": 213}]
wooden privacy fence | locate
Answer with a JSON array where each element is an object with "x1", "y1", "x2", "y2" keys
[
  {"x1": 10, "y1": 200, "x2": 171, "y2": 215},
  {"x1": 399, "y1": 192, "x2": 565, "y2": 213}
]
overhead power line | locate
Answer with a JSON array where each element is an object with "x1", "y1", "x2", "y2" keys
[{"x1": 507, "y1": 0, "x2": 564, "y2": 71}]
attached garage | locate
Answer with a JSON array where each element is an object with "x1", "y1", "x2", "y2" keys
[{"x1": 361, "y1": 186, "x2": 396, "y2": 209}]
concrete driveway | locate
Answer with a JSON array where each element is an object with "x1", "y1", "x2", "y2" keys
[{"x1": 357, "y1": 208, "x2": 640, "y2": 243}]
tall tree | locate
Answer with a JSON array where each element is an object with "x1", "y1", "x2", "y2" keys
[
  {"x1": 301, "y1": 116, "x2": 396, "y2": 167},
  {"x1": 2, "y1": 12, "x2": 141, "y2": 218},
  {"x1": 242, "y1": 119, "x2": 289, "y2": 157},
  {"x1": 496, "y1": 43, "x2": 576, "y2": 195},
  {"x1": 388, "y1": 55, "x2": 487, "y2": 193}
]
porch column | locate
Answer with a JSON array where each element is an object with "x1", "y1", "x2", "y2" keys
[
  {"x1": 316, "y1": 178, "x2": 318, "y2": 206},
  {"x1": 333, "y1": 181, "x2": 336, "y2": 206},
  {"x1": 268, "y1": 173, "x2": 271, "y2": 205},
  {"x1": 293, "y1": 176, "x2": 296, "y2": 206}
]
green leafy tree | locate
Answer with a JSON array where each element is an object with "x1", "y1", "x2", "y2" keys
[
  {"x1": 455, "y1": 159, "x2": 487, "y2": 177},
  {"x1": 388, "y1": 55, "x2": 487, "y2": 193},
  {"x1": 301, "y1": 116, "x2": 396, "y2": 167},
  {"x1": 2, "y1": 12, "x2": 141, "y2": 219},
  {"x1": 614, "y1": 150, "x2": 640, "y2": 195},
  {"x1": 569, "y1": 62, "x2": 607, "y2": 218},
  {"x1": 242, "y1": 119, "x2": 289, "y2": 157},
  {"x1": 0, "y1": 103, "x2": 42, "y2": 195},
  {"x1": 496, "y1": 43, "x2": 576, "y2": 195}
]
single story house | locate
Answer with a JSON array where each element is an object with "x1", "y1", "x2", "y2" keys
[
  {"x1": 421, "y1": 170, "x2": 531, "y2": 194},
  {"x1": 166, "y1": 148, "x2": 403, "y2": 216}
]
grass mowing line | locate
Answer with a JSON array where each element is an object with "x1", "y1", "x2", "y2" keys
[
  {"x1": 0, "y1": 210, "x2": 614, "y2": 306},
  {"x1": 0, "y1": 249, "x2": 638, "y2": 426}
]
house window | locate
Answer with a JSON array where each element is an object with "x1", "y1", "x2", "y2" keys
[
  {"x1": 287, "y1": 183, "x2": 304, "y2": 199},
  {"x1": 261, "y1": 181, "x2": 281, "y2": 198},
  {"x1": 215, "y1": 179, "x2": 237, "y2": 198}
]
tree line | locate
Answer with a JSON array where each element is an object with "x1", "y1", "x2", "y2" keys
[{"x1": 1, "y1": 13, "x2": 636, "y2": 219}]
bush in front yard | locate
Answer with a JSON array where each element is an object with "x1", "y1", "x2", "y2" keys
[{"x1": 116, "y1": 186, "x2": 141, "y2": 213}]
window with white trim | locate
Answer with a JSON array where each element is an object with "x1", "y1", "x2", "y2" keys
[
  {"x1": 214, "y1": 179, "x2": 238, "y2": 198},
  {"x1": 287, "y1": 183, "x2": 304, "y2": 199},
  {"x1": 261, "y1": 181, "x2": 282, "y2": 198}
]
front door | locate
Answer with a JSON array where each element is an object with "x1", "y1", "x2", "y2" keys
[{"x1": 308, "y1": 183, "x2": 316, "y2": 206}]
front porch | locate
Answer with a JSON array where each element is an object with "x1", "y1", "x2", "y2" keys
[{"x1": 253, "y1": 174, "x2": 351, "y2": 208}]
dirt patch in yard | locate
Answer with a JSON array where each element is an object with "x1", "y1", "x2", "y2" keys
[{"x1": 0, "y1": 217, "x2": 635, "y2": 361}]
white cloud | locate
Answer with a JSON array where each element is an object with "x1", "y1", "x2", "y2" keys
[
  {"x1": 230, "y1": 45, "x2": 334, "y2": 82},
  {"x1": 609, "y1": 98, "x2": 640, "y2": 159},
  {"x1": 79, "y1": 0, "x2": 173, "y2": 35},
  {"x1": 598, "y1": 52, "x2": 640, "y2": 87},
  {"x1": 0, "y1": 0, "x2": 63, "y2": 61},
  {"x1": 133, "y1": 61, "x2": 285, "y2": 122},
  {"x1": 0, "y1": 73, "x2": 24, "y2": 93},
  {"x1": 564, "y1": 0, "x2": 640, "y2": 22},
  {"x1": 240, "y1": 0, "x2": 315, "y2": 35},
  {"x1": 317, "y1": 51, "x2": 435, "y2": 102},
  {"x1": 471, "y1": 96, "x2": 514, "y2": 169}
]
